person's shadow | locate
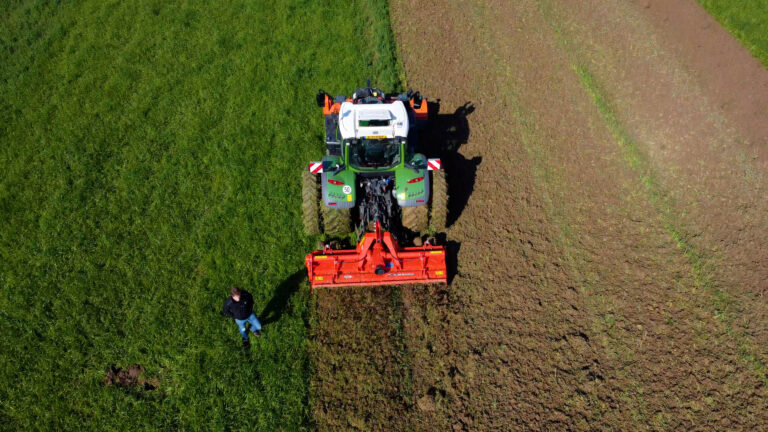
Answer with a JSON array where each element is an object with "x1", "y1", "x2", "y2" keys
[{"x1": 259, "y1": 269, "x2": 306, "y2": 325}]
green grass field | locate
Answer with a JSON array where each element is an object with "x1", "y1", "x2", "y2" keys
[
  {"x1": 698, "y1": 0, "x2": 768, "y2": 68},
  {"x1": 0, "y1": 0, "x2": 400, "y2": 430}
]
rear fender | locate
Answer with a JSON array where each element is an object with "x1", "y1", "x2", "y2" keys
[
  {"x1": 321, "y1": 164, "x2": 355, "y2": 209},
  {"x1": 395, "y1": 165, "x2": 429, "y2": 207}
]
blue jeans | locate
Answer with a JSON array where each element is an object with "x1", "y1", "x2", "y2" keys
[{"x1": 235, "y1": 313, "x2": 262, "y2": 340}]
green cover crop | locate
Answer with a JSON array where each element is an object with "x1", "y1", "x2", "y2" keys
[{"x1": 0, "y1": 0, "x2": 401, "y2": 430}]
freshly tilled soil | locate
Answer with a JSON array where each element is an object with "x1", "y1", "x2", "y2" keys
[{"x1": 311, "y1": 1, "x2": 768, "y2": 430}]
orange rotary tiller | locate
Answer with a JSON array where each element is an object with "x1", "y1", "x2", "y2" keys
[{"x1": 305, "y1": 222, "x2": 447, "y2": 289}]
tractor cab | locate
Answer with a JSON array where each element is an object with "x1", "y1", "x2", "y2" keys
[
  {"x1": 352, "y1": 85, "x2": 386, "y2": 104},
  {"x1": 348, "y1": 137, "x2": 401, "y2": 169}
]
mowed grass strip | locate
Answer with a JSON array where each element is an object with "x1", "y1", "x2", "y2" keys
[
  {"x1": 0, "y1": 0, "x2": 399, "y2": 430},
  {"x1": 698, "y1": 0, "x2": 768, "y2": 68}
]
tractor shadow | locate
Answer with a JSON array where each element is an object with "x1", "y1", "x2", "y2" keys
[
  {"x1": 259, "y1": 269, "x2": 306, "y2": 325},
  {"x1": 445, "y1": 239, "x2": 462, "y2": 285},
  {"x1": 422, "y1": 101, "x2": 480, "y2": 228},
  {"x1": 420, "y1": 100, "x2": 477, "y2": 283}
]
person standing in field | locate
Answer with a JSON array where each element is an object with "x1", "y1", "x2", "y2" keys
[{"x1": 221, "y1": 287, "x2": 262, "y2": 342}]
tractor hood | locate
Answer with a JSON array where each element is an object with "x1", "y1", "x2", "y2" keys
[{"x1": 338, "y1": 101, "x2": 409, "y2": 139}]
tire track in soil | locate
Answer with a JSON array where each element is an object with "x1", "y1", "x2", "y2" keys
[{"x1": 387, "y1": 0, "x2": 768, "y2": 430}]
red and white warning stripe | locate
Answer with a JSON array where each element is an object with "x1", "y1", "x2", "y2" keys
[
  {"x1": 427, "y1": 158, "x2": 441, "y2": 171},
  {"x1": 308, "y1": 162, "x2": 323, "y2": 173}
]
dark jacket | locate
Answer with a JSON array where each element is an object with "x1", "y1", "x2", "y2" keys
[{"x1": 221, "y1": 290, "x2": 254, "y2": 320}]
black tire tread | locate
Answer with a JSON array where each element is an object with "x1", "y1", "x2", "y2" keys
[
  {"x1": 301, "y1": 171, "x2": 321, "y2": 235},
  {"x1": 322, "y1": 206, "x2": 352, "y2": 236}
]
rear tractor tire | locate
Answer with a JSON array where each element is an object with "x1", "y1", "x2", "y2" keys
[
  {"x1": 322, "y1": 205, "x2": 352, "y2": 237},
  {"x1": 401, "y1": 204, "x2": 428, "y2": 232},
  {"x1": 302, "y1": 171, "x2": 321, "y2": 235},
  {"x1": 429, "y1": 170, "x2": 448, "y2": 232}
]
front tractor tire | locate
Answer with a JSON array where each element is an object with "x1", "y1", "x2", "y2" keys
[
  {"x1": 301, "y1": 171, "x2": 321, "y2": 235},
  {"x1": 322, "y1": 206, "x2": 352, "y2": 237},
  {"x1": 429, "y1": 170, "x2": 448, "y2": 232},
  {"x1": 401, "y1": 204, "x2": 428, "y2": 232}
]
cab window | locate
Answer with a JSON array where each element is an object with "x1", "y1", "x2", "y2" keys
[{"x1": 348, "y1": 138, "x2": 400, "y2": 168}]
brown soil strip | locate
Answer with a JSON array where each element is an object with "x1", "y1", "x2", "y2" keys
[
  {"x1": 311, "y1": 0, "x2": 768, "y2": 429},
  {"x1": 391, "y1": 2, "x2": 633, "y2": 429},
  {"x1": 547, "y1": 0, "x2": 768, "y2": 298},
  {"x1": 386, "y1": 0, "x2": 768, "y2": 430},
  {"x1": 543, "y1": 0, "x2": 768, "y2": 376}
]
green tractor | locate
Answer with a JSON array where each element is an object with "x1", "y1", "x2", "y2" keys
[{"x1": 302, "y1": 82, "x2": 446, "y2": 239}]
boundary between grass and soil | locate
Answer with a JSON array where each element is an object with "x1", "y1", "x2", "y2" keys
[{"x1": 697, "y1": 0, "x2": 768, "y2": 69}]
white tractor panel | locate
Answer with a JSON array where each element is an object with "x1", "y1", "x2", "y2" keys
[{"x1": 338, "y1": 101, "x2": 409, "y2": 139}]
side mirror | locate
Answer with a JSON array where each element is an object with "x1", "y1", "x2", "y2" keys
[
  {"x1": 316, "y1": 90, "x2": 328, "y2": 108},
  {"x1": 322, "y1": 160, "x2": 345, "y2": 175},
  {"x1": 411, "y1": 91, "x2": 422, "y2": 109},
  {"x1": 406, "y1": 158, "x2": 426, "y2": 174},
  {"x1": 333, "y1": 163, "x2": 346, "y2": 175},
  {"x1": 410, "y1": 157, "x2": 427, "y2": 169}
]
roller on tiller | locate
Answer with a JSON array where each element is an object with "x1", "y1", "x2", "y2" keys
[{"x1": 301, "y1": 81, "x2": 448, "y2": 290}]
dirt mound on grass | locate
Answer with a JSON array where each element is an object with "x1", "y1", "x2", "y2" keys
[{"x1": 104, "y1": 365, "x2": 159, "y2": 391}]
